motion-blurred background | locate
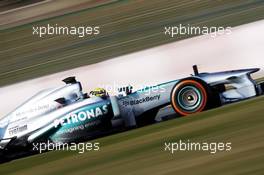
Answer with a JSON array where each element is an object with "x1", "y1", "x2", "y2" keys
[{"x1": 0, "y1": 0, "x2": 264, "y2": 174}]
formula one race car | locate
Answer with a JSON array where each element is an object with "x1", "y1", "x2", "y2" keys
[{"x1": 0, "y1": 65, "x2": 263, "y2": 160}]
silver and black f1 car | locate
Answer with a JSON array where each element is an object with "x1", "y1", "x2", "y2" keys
[{"x1": 0, "y1": 65, "x2": 263, "y2": 160}]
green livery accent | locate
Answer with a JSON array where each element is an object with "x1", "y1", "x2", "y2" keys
[{"x1": 50, "y1": 100, "x2": 112, "y2": 142}]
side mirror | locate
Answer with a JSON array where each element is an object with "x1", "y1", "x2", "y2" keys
[
  {"x1": 55, "y1": 98, "x2": 66, "y2": 105},
  {"x1": 118, "y1": 85, "x2": 133, "y2": 95},
  {"x1": 193, "y1": 65, "x2": 199, "y2": 76}
]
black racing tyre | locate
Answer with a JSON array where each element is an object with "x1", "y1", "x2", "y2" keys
[{"x1": 170, "y1": 78, "x2": 214, "y2": 116}]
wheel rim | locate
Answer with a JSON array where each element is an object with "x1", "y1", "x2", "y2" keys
[
  {"x1": 171, "y1": 80, "x2": 208, "y2": 116},
  {"x1": 177, "y1": 86, "x2": 202, "y2": 112}
]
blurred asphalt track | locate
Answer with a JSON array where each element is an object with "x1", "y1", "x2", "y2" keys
[
  {"x1": 0, "y1": 0, "x2": 264, "y2": 86},
  {"x1": 0, "y1": 20, "x2": 264, "y2": 118}
]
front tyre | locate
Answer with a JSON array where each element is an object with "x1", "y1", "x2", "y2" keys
[{"x1": 171, "y1": 79, "x2": 209, "y2": 116}]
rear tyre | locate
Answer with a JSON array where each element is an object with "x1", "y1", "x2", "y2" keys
[{"x1": 171, "y1": 78, "x2": 210, "y2": 116}]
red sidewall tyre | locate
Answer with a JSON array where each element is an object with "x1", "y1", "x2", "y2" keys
[{"x1": 171, "y1": 79, "x2": 208, "y2": 116}]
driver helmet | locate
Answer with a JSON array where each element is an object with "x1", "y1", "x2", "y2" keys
[{"x1": 90, "y1": 88, "x2": 108, "y2": 98}]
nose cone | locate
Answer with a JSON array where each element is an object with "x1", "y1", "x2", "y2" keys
[{"x1": 244, "y1": 68, "x2": 260, "y2": 74}]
